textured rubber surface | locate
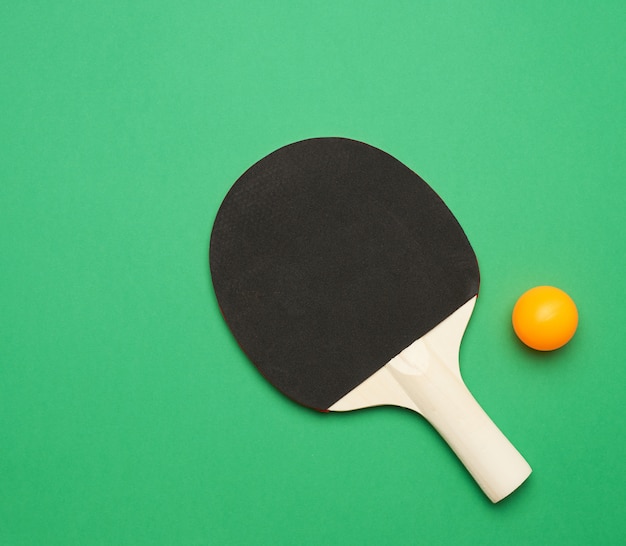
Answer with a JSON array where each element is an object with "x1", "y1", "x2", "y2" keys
[{"x1": 210, "y1": 138, "x2": 479, "y2": 410}]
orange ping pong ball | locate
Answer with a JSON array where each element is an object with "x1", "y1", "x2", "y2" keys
[{"x1": 512, "y1": 286, "x2": 578, "y2": 351}]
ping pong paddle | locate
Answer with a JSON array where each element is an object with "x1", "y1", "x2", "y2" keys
[{"x1": 210, "y1": 137, "x2": 531, "y2": 502}]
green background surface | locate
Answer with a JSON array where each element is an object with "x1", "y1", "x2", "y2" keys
[{"x1": 2, "y1": 2, "x2": 625, "y2": 544}]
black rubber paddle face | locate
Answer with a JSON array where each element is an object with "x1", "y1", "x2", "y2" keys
[{"x1": 210, "y1": 138, "x2": 479, "y2": 410}]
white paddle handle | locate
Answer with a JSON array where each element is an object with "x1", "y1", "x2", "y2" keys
[{"x1": 389, "y1": 346, "x2": 532, "y2": 503}]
